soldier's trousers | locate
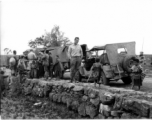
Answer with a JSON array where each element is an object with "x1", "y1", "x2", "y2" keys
[
  {"x1": 70, "y1": 56, "x2": 81, "y2": 82},
  {"x1": 49, "y1": 65, "x2": 53, "y2": 78},
  {"x1": 44, "y1": 66, "x2": 49, "y2": 79}
]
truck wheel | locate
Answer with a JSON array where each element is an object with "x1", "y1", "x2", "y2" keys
[
  {"x1": 101, "y1": 71, "x2": 109, "y2": 85},
  {"x1": 123, "y1": 55, "x2": 137, "y2": 73},
  {"x1": 60, "y1": 71, "x2": 64, "y2": 79},
  {"x1": 121, "y1": 77, "x2": 132, "y2": 84}
]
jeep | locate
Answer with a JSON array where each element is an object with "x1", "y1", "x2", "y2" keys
[{"x1": 75, "y1": 41, "x2": 139, "y2": 85}]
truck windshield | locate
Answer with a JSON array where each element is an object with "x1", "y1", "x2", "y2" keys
[{"x1": 117, "y1": 48, "x2": 127, "y2": 54}]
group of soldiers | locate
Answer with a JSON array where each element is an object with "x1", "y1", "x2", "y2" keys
[
  {"x1": 9, "y1": 48, "x2": 64, "y2": 82},
  {"x1": 27, "y1": 49, "x2": 54, "y2": 79},
  {"x1": 8, "y1": 37, "x2": 82, "y2": 83}
]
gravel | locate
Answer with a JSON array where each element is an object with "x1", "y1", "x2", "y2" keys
[{"x1": 1, "y1": 95, "x2": 82, "y2": 119}]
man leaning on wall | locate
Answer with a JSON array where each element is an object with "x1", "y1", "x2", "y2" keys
[{"x1": 68, "y1": 37, "x2": 83, "y2": 83}]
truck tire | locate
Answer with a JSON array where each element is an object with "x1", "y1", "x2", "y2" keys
[
  {"x1": 60, "y1": 71, "x2": 64, "y2": 79},
  {"x1": 101, "y1": 71, "x2": 109, "y2": 85},
  {"x1": 122, "y1": 55, "x2": 137, "y2": 73},
  {"x1": 121, "y1": 77, "x2": 132, "y2": 84}
]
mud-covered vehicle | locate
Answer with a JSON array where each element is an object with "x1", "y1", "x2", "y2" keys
[{"x1": 76, "y1": 41, "x2": 140, "y2": 85}]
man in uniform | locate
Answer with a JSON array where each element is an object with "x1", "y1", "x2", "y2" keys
[
  {"x1": 68, "y1": 37, "x2": 83, "y2": 83},
  {"x1": 13, "y1": 50, "x2": 18, "y2": 75},
  {"x1": 27, "y1": 49, "x2": 37, "y2": 78},
  {"x1": 9, "y1": 50, "x2": 18, "y2": 76},
  {"x1": 42, "y1": 50, "x2": 49, "y2": 80},
  {"x1": 48, "y1": 51, "x2": 53, "y2": 79}
]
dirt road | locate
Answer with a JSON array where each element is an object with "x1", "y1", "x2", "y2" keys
[
  {"x1": 109, "y1": 77, "x2": 152, "y2": 92},
  {"x1": 3, "y1": 68, "x2": 152, "y2": 92}
]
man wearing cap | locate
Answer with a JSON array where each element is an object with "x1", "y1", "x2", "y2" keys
[
  {"x1": 48, "y1": 51, "x2": 53, "y2": 79},
  {"x1": 68, "y1": 37, "x2": 83, "y2": 83}
]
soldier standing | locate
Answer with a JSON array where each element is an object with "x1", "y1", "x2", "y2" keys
[
  {"x1": 37, "y1": 55, "x2": 44, "y2": 78},
  {"x1": 48, "y1": 51, "x2": 53, "y2": 79},
  {"x1": 9, "y1": 50, "x2": 18, "y2": 76},
  {"x1": 13, "y1": 50, "x2": 18, "y2": 75},
  {"x1": 17, "y1": 55, "x2": 27, "y2": 83},
  {"x1": 42, "y1": 50, "x2": 49, "y2": 80},
  {"x1": 27, "y1": 49, "x2": 37, "y2": 78},
  {"x1": 68, "y1": 37, "x2": 83, "y2": 83}
]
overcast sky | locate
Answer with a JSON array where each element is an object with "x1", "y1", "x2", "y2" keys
[{"x1": 1, "y1": 0, "x2": 152, "y2": 55}]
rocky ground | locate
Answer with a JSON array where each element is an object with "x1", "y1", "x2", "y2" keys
[
  {"x1": 1, "y1": 95, "x2": 84, "y2": 119},
  {"x1": 1, "y1": 68, "x2": 152, "y2": 119}
]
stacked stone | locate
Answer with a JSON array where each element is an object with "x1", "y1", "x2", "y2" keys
[
  {"x1": 24, "y1": 79, "x2": 36, "y2": 95},
  {"x1": 77, "y1": 87, "x2": 99, "y2": 118},
  {"x1": 9, "y1": 75, "x2": 22, "y2": 96},
  {"x1": 98, "y1": 91, "x2": 116, "y2": 119},
  {"x1": 22, "y1": 79, "x2": 152, "y2": 119}
]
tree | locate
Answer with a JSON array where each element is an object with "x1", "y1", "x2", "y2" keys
[
  {"x1": 28, "y1": 25, "x2": 72, "y2": 48},
  {"x1": 4, "y1": 48, "x2": 12, "y2": 55},
  {"x1": 28, "y1": 36, "x2": 45, "y2": 48}
]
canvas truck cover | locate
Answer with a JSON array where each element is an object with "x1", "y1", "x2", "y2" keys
[
  {"x1": 47, "y1": 46, "x2": 70, "y2": 65},
  {"x1": 34, "y1": 44, "x2": 88, "y2": 64},
  {"x1": 106, "y1": 41, "x2": 136, "y2": 65},
  {"x1": 47, "y1": 44, "x2": 90, "y2": 64},
  {"x1": 89, "y1": 46, "x2": 106, "y2": 51}
]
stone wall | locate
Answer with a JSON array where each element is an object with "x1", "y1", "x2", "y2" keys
[{"x1": 22, "y1": 79, "x2": 152, "y2": 119}]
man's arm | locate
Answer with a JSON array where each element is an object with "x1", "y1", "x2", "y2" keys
[
  {"x1": 17, "y1": 59, "x2": 21, "y2": 68},
  {"x1": 68, "y1": 46, "x2": 72, "y2": 59},
  {"x1": 33, "y1": 53, "x2": 37, "y2": 60},
  {"x1": 50, "y1": 56, "x2": 53, "y2": 65},
  {"x1": 80, "y1": 46, "x2": 83, "y2": 58},
  {"x1": 22, "y1": 60, "x2": 26, "y2": 70}
]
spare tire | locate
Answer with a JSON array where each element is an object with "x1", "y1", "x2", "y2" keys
[{"x1": 122, "y1": 55, "x2": 137, "y2": 73}]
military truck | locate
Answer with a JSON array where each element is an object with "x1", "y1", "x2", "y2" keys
[
  {"x1": 31, "y1": 41, "x2": 139, "y2": 85},
  {"x1": 75, "y1": 41, "x2": 140, "y2": 85}
]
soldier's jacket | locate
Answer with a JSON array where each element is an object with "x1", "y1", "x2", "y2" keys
[{"x1": 42, "y1": 54, "x2": 49, "y2": 66}]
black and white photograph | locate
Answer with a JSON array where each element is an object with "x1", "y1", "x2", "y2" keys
[{"x1": 0, "y1": 0, "x2": 152, "y2": 119}]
